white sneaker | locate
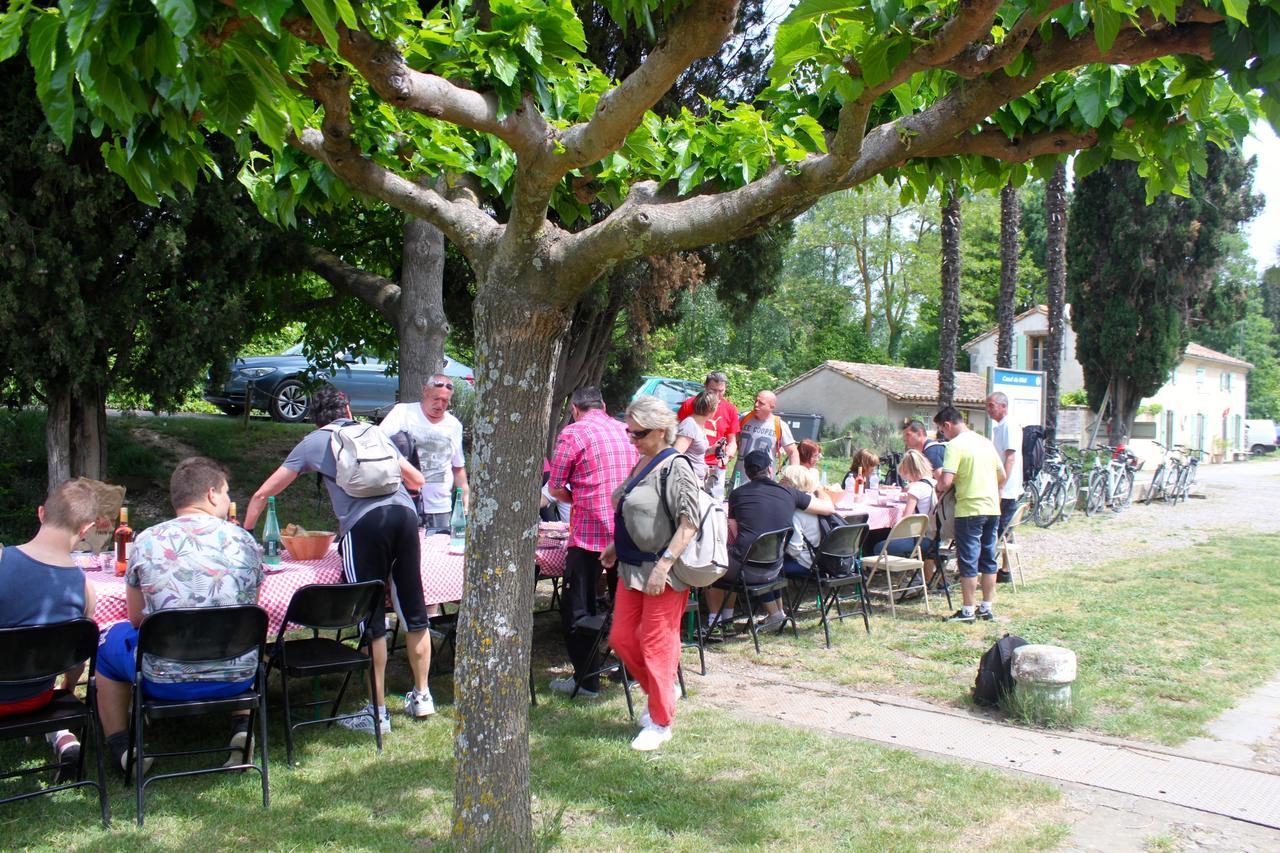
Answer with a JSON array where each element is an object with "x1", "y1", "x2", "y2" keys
[
  {"x1": 222, "y1": 730, "x2": 249, "y2": 769},
  {"x1": 637, "y1": 710, "x2": 651, "y2": 729},
  {"x1": 548, "y1": 676, "x2": 599, "y2": 699},
  {"x1": 338, "y1": 704, "x2": 391, "y2": 735},
  {"x1": 630, "y1": 722, "x2": 672, "y2": 751},
  {"x1": 404, "y1": 689, "x2": 436, "y2": 718}
]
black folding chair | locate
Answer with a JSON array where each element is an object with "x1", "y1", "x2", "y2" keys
[
  {"x1": 0, "y1": 619, "x2": 109, "y2": 827},
  {"x1": 567, "y1": 609, "x2": 687, "y2": 721},
  {"x1": 128, "y1": 605, "x2": 269, "y2": 826},
  {"x1": 268, "y1": 582, "x2": 383, "y2": 767},
  {"x1": 711, "y1": 527, "x2": 796, "y2": 653},
  {"x1": 786, "y1": 523, "x2": 871, "y2": 647}
]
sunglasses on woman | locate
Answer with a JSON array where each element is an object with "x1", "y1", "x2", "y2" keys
[{"x1": 626, "y1": 428, "x2": 654, "y2": 439}]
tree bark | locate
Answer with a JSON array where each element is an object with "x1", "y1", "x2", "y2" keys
[
  {"x1": 938, "y1": 184, "x2": 962, "y2": 410},
  {"x1": 70, "y1": 384, "x2": 107, "y2": 480},
  {"x1": 398, "y1": 216, "x2": 450, "y2": 402},
  {"x1": 452, "y1": 280, "x2": 570, "y2": 850},
  {"x1": 997, "y1": 181, "x2": 1020, "y2": 369},
  {"x1": 1110, "y1": 376, "x2": 1140, "y2": 445},
  {"x1": 1044, "y1": 164, "x2": 1068, "y2": 441},
  {"x1": 46, "y1": 388, "x2": 72, "y2": 487}
]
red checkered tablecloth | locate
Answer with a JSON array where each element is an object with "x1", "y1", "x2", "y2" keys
[
  {"x1": 834, "y1": 497, "x2": 908, "y2": 530},
  {"x1": 88, "y1": 533, "x2": 568, "y2": 635}
]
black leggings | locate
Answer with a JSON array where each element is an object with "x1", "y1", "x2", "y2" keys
[{"x1": 339, "y1": 504, "x2": 429, "y2": 638}]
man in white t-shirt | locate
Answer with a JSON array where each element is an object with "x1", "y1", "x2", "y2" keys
[
  {"x1": 379, "y1": 373, "x2": 469, "y2": 532},
  {"x1": 986, "y1": 392, "x2": 1022, "y2": 547}
]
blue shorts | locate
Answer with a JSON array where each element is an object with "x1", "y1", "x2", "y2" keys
[
  {"x1": 97, "y1": 622, "x2": 254, "y2": 700},
  {"x1": 953, "y1": 515, "x2": 999, "y2": 578}
]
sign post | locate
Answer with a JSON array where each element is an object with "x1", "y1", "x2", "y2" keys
[{"x1": 986, "y1": 367, "x2": 1046, "y2": 431}]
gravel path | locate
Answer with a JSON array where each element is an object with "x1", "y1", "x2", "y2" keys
[{"x1": 1015, "y1": 457, "x2": 1280, "y2": 572}]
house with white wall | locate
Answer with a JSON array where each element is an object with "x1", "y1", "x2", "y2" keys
[{"x1": 964, "y1": 306, "x2": 1253, "y2": 461}]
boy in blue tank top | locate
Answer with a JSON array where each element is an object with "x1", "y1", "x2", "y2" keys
[{"x1": 0, "y1": 478, "x2": 100, "y2": 781}]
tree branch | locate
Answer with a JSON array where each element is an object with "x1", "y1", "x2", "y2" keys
[
  {"x1": 556, "y1": 0, "x2": 740, "y2": 173},
  {"x1": 945, "y1": 0, "x2": 1074, "y2": 79},
  {"x1": 299, "y1": 244, "x2": 402, "y2": 323},
  {"x1": 920, "y1": 126, "x2": 1100, "y2": 161},
  {"x1": 292, "y1": 63, "x2": 500, "y2": 270}
]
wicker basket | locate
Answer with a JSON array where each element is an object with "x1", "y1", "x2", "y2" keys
[{"x1": 281, "y1": 532, "x2": 335, "y2": 561}]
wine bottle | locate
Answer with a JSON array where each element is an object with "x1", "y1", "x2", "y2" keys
[
  {"x1": 228, "y1": 501, "x2": 238, "y2": 526},
  {"x1": 262, "y1": 496, "x2": 282, "y2": 566},
  {"x1": 114, "y1": 507, "x2": 133, "y2": 577},
  {"x1": 448, "y1": 487, "x2": 466, "y2": 554}
]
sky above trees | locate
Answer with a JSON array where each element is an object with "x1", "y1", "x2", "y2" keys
[{"x1": 1243, "y1": 121, "x2": 1279, "y2": 273}]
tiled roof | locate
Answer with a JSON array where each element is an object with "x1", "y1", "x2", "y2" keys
[
  {"x1": 1184, "y1": 342, "x2": 1253, "y2": 370},
  {"x1": 778, "y1": 361, "x2": 988, "y2": 405}
]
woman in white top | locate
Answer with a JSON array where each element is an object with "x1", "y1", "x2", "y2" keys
[
  {"x1": 779, "y1": 464, "x2": 824, "y2": 574},
  {"x1": 870, "y1": 449, "x2": 938, "y2": 580},
  {"x1": 673, "y1": 390, "x2": 717, "y2": 487}
]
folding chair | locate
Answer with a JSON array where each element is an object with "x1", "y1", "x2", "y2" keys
[
  {"x1": 268, "y1": 581, "x2": 383, "y2": 767},
  {"x1": 711, "y1": 528, "x2": 796, "y2": 653},
  {"x1": 128, "y1": 605, "x2": 269, "y2": 826},
  {"x1": 0, "y1": 619, "x2": 110, "y2": 827},
  {"x1": 997, "y1": 502, "x2": 1029, "y2": 590},
  {"x1": 786, "y1": 522, "x2": 870, "y2": 647},
  {"x1": 860, "y1": 514, "x2": 932, "y2": 618}
]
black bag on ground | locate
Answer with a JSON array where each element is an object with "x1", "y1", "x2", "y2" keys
[
  {"x1": 973, "y1": 633, "x2": 1027, "y2": 707},
  {"x1": 1022, "y1": 425, "x2": 1046, "y2": 484}
]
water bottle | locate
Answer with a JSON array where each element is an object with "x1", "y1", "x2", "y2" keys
[
  {"x1": 869, "y1": 470, "x2": 880, "y2": 491},
  {"x1": 262, "y1": 496, "x2": 282, "y2": 566},
  {"x1": 448, "y1": 487, "x2": 466, "y2": 554}
]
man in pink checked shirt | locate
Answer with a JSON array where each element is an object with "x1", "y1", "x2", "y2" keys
[{"x1": 546, "y1": 386, "x2": 637, "y2": 699}]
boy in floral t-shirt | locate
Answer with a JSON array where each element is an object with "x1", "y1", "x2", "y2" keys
[{"x1": 95, "y1": 457, "x2": 263, "y2": 775}]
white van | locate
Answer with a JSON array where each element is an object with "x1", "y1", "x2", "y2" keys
[{"x1": 1245, "y1": 419, "x2": 1277, "y2": 454}]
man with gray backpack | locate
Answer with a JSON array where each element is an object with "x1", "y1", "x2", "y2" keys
[{"x1": 245, "y1": 386, "x2": 436, "y2": 734}]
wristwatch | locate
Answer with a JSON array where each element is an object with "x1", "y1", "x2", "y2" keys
[{"x1": 661, "y1": 549, "x2": 677, "y2": 562}]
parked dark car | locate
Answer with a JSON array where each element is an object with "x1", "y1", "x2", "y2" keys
[{"x1": 204, "y1": 344, "x2": 474, "y2": 423}]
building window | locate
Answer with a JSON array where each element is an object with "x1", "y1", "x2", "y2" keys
[
  {"x1": 1196, "y1": 367, "x2": 1206, "y2": 387},
  {"x1": 1029, "y1": 336, "x2": 1046, "y2": 372},
  {"x1": 1168, "y1": 369, "x2": 1176, "y2": 386},
  {"x1": 1220, "y1": 372, "x2": 1232, "y2": 391}
]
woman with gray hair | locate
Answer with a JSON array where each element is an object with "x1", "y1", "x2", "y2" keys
[{"x1": 601, "y1": 395, "x2": 701, "y2": 751}]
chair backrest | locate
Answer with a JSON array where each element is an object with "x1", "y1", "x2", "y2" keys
[
  {"x1": 818, "y1": 522, "x2": 868, "y2": 560},
  {"x1": 884, "y1": 513, "x2": 929, "y2": 544},
  {"x1": 1002, "y1": 502, "x2": 1029, "y2": 539},
  {"x1": 743, "y1": 527, "x2": 791, "y2": 567},
  {"x1": 0, "y1": 618, "x2": 99, "y2": 687},
  {"x1": 280, "y1": 581, "x2": 385, "y2": 639},
  {"x1": 137, "y1": 606, "x2": 267, "y2": 664}
]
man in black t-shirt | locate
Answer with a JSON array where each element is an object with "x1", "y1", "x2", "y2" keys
[{"x1": 705, "y1": 450, "x2": 835, "y2": 631}]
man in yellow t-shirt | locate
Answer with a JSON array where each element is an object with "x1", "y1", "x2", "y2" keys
[{"x1": 934, "y1": 406, "x2": 1006, "y2": 623}]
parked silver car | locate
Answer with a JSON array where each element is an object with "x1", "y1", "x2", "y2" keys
[{"x1": 203, "y1": 344, "x2": 474, "y2": 422}]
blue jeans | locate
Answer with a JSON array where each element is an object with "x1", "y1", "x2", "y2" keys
[
  {"x1": 97, "y1": 623, "x2": 255, "y2": 700},
  {"x1": 953, "y1": 515, "x2": 999, "y2": 578},
  {"x1": 997, "y1": 498, "x2": 1018, "y2": 539},
  {"x1": 872, "y1": 537, "x2": 936, "y2": 558}
]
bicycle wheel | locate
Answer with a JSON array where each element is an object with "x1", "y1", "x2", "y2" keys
[
  {"x1": 1113, "y1": 470, "x2": 1134, "y2": 509},
  {"x1": 1041, "y1": 480, "x2": 1066, "y2": 527},
  {"x1": 1085, "y1": 475, "x2": 1107, "y2": 517},
  {"x1": 1162, "y1": 464, "x2": 1180, "y2": 504},
  {"x1": 1058, "y1": 474, "x2": 1079, "y2": 522},
  {"x1": 1143, "y1": 465, "x2": 1164, "y2": 504}
]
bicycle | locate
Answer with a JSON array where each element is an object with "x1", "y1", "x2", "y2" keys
[
  {"x1": 1084, "y1": 445, "x2": 1138, "y2": 515},
  {"x1": 1143, "y1": 441, "x2": 1179, "y2": 504},
  {"x1": 1172, "y1": 446, "x2": 1203, "y2": 504}
]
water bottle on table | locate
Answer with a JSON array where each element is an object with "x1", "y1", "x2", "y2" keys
[
  {"x1": 262, "y1": 496, "x2": 282, "y2": 566},
  {"x1": 448, "y1": 487, "x2": 466, "y2": 554}
]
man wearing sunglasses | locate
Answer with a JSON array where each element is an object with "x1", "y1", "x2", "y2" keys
[{"x1": 379, "y1": 373, "x2": 469, "y2": 532}]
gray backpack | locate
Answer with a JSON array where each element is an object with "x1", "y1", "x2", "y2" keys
[{"x1": 324, "y1": 422, "x2": 402, "y2": 498}]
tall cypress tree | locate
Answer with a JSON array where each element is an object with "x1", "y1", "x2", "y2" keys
[{"x1": 1067, "y1": 147, "x2": 1260, "y2": 441}]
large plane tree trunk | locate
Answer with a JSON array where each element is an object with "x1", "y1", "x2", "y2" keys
[
  {"x1": 70, "y1": 383, "x2": 107, "y2": 480},
  {"x1": 46, "y1": 387, "x2": 72, "y2": 487},
  {"x1": 452, "y1": 276, "x2": 570, "y2": 849}
]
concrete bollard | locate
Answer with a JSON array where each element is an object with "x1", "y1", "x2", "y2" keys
[{"x1": 1011, "y1": 644, "x2": 1077, "y2": 714}]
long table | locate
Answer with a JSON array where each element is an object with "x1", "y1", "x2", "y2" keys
[
  {"x1": 87, "y1": 533, "x2": 568, "y2": 635},
  {"x1": 833, "y1": 492, "x2": 909, "y2": 530}
]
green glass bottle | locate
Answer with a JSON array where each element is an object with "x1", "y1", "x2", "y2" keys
[
  {"x1": 262, "y1": 496, "x2": 282, "y2": 565},
  {"x1": 448, "y1": 487, "x2": 466, "y2": 553}
]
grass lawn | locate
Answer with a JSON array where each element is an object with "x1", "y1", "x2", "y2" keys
[
  {"x1": 0, "y1": 680, "x2": 1066, "y2": 850},
  {"x1": 711, "y1": 532, "x2": 1280, "y2": 745}
]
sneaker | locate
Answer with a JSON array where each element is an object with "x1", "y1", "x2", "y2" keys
[
  {"x1": 637, "y1": 710, "x2": 651, "y2": 729},
  {"x1": 630, "y1": 721, "x2": 673, "y2": 752},
  {"x1": 222, "y1": 730, "x2": 249, "y2": 769},
  {"x1": 116, "y1": 749, "x2": 155, "y2": 779},
  {"x1": 549, "y1": 676, "x2": 599, "y2": 699},
  {"x1": 338, "y1": 704, "x2": 391, "y2": 735},
  {"x1": 977, "y1": 608, "x2": 995, "y2": 622},
  {"x1": 757, "y1": 611, "x2": 788, "y2": 633},
  {"x1": 944, "y1": 609, "x2": 976, "y2": 623},
  {"x1": 404, "y1": 689, "x2": 436, "y2": 718},
  {"x1": 51, "y1": 733, "x2": 80, "y2": 784}
]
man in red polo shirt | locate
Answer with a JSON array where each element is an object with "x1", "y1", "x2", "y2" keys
[{"x1": 676, "y1": 370, "x2": 740, "y2": 498}]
